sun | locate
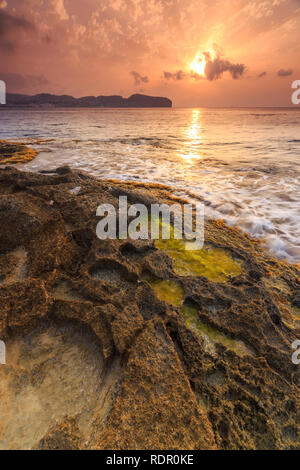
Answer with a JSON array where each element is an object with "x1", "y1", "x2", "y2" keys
[
  {"x1": 189, "y1": 54, "x2": 207, "y2": 76},
  {"x1": 189, "y1": 49, "x2": 216, "y2": 77}
]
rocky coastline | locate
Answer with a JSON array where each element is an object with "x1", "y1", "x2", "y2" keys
[
  {"x1": 0, "y1": 156, "x2": 299, "y2": 449},
  {"x1": 0, "y1": 140, "x2": 38, "y2": 165}
]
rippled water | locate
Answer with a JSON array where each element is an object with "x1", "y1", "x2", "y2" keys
[{"x1": 0, "y1": 107, "x2": 300, "y2": 262}]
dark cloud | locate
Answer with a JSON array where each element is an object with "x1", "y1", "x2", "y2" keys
[
  {"x1": 277, "y1": 68, "x2": 293, "y2": 77},
  {"x1": 205, "y1": 54, "x2": 246, "y2": 81},
  {"x1": 258, "y1": 71, "x2": 267, "y2": 78},
  {"x1": 130, "y1": 71, "x2": 149, "y2": 86},
  {"x1": 0, "y1": 10, "x2": 35, "y2": 52},
  {"x1": 0, "y1": 72, "x2": 49, "y2": 93},
  {"x1": 164, "y1": 52, "x2": 246, "y2": 82},
  {"x1": 164, "y1": 70, "x2": 186, "y2": 80},
  {"x1": 43, "y1": 34, "x2": 53, "y2": 44}
]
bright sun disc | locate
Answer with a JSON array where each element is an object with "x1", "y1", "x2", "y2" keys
[{"x1": 190, "y1": 54, "x2": 206, "y2": 76}]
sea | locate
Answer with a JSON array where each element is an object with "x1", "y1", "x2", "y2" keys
[{"x1": 1, "y1": 107, "x2": 300, "y2": 263}]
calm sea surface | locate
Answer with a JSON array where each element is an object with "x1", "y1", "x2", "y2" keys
[{"x1": 1, "y1": 107, "x2": 300, "y2": 263}]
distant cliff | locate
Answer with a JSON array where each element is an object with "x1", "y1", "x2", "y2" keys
[{"x1": 4, "y1": 93, "x2": 172, "y2": 108}]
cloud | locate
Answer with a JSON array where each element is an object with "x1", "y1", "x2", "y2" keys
[
  {"x1": 258, "y1": 71, "x2": 267, "y2": 78},
  {"x1": 50, "y1": 0, "x2": 69, "y2": 21},
  {"x1": 190, "y1": 71, "x2": 204, "y2": 80},
  {"x1": 130, "y1": 71, "x2": 149, "y2": 86},
  {"x1": 204, "y1": 54, "x2": 246, "y2": 81},
  {"x1": 0, "y1": 72, "x2": 49, "y2": 93},
  {"x1": 164, "y1": 52, "x2": 246, "y2": 82},
  {"x1": 0, "y1": 10, "x2": 35, "y2": 52},
  {"x1": 277, "y1": 68, "x2": 293, "y2": 77},
  {"x1": 0, "y1": 0, "x2": 298, "y2": 105},
  {"x1": 163, "y1": 70, "x2": 186, "y2": 80}
]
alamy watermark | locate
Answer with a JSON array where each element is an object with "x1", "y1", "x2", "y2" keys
[
  {"x1": 0, "y1": 80, "x2": 6, "y2": 105},
  {"x1": 291, "y1": 80, "x2": 300, "y2": 105},
  {"x1": 292, "y1": 340, "x2": 300, "y2": 365},
  {"x1": 0, "y1": 340, "x2": 6, "y2": 365},
  {"x1": 96, "y1": 197, "x2": 204, "y2": 250}
]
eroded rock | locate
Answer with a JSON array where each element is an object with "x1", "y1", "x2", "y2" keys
[{"x1": 0, "y1": 166, "x2": 299, "y2": 450}]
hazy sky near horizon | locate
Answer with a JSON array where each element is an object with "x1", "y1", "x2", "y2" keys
[{"x1": 0, "y1": 0, "x2": 300, "y2": 106}]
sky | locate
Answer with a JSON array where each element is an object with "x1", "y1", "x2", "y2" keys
[{"x1": 0, "y1": 0, "x2": 300, "y2": 106}]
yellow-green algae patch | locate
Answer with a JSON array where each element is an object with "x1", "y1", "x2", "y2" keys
[
  {"x1": 147, "y1": 279, "x2": 184, "y2": 306},
  {"x1": 154, "y1": 218, "x2": 243, "y2": 282},
  {"x1": 181, "y1": 305, "x2": 253, "y2": 357},
  {"x1": 0, "y1": 140, "x2": 38, "y2": 165}
]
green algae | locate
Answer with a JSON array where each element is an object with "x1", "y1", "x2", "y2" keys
[
  {"x1": 154, "y1": 218, "x2": 243, "y2": 282},
  {"x1": 147, "y1": 279, "x2": 184, "y2": 306},
  {"x1": 181, "y1": 305, "x2": 253, "y2": 357}
]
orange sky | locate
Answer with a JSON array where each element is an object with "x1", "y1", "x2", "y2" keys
[{"x1": 0, "y1": 0, "x2": 300, "y2": 106}]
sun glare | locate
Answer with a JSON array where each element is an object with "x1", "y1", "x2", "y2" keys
[
  {"x1": 190, "y1": 54, "x2": 207, "y2": 76},
  {"x1": 189, "y1": 49, "x2": 216, "y2": 77}
]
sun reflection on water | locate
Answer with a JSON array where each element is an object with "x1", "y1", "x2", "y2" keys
[{"x1": 178, "y1": 109, "x2": 204, "y2": 165}]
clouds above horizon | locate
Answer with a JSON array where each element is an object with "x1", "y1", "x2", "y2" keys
[
  {"x1": 164, "y1": 51, "x2": 246, "y2": 81},
  {"x1": 0, "y1": 0, "x2": 299, "y2": 105},
  {"x1": 164, "y1": 70, "x2": 187, "y2": 81},
  {"x1": 277, "y1": 68, "x2": 294, "y2": 77},
  {"x1": 0, "y1": 71, "x2": 49, "y2": 93},
  {"x1": 130, "y1": 71, "x2": 149, "y2": 86},
  {"x1": 0, "y1": 9, "x2": 35, "y2": 52},
  {"x1": 204, "y1": 53, "x2": 246, "y2": 81}
]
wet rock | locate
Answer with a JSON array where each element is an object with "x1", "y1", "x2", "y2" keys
[
  {"x1": 36, "y1": 418, "x2": 82, "y2": 450},
  {"x1": 0, "y1": 140, "x2": 38, "y2": 165},
  {"x1": 0, "y1": 166, "x2": 299, "y2": 450},
  {"x1": 292, "y1": 292, "x2": 300, "y2": 309},
  {"x1": 111, "y1": 304, "x2": 144, "y2": 354},
  {"x1": 97, "y1": 318, "x2": 216, "y2": 450}
]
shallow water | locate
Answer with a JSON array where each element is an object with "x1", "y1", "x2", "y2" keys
[{"x1": 0, "y1": 107, "x2": 300, "y2": 262}]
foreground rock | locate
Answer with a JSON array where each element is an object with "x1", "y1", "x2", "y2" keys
[{"x1": 0, "y1": 166, "x2": 299, "y2": 450}]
